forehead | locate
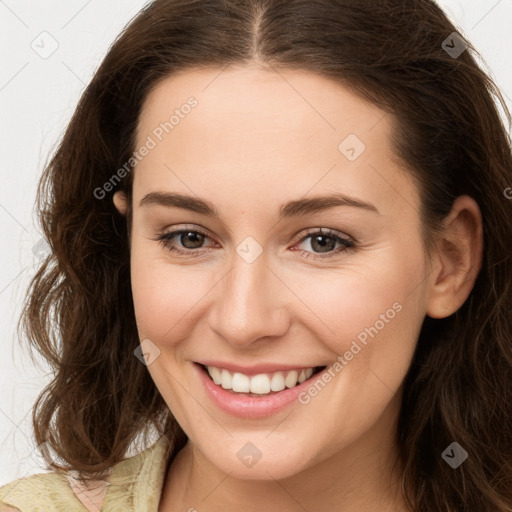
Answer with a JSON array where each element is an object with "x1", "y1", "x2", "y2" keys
[
  {"x1": 137, "y1": 64, "x2": 387, "y2": 141},
  {"x1": 132, "y1": 65, "x2": 418, "y2": 219}
]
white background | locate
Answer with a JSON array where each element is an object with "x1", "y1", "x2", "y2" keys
[{"x1": 1, "y1": 0, "x2": 511, "y2": 486}]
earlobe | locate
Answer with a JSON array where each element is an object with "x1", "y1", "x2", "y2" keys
[
  {"x1": 113, "y1": 191, "x2": 128, "y2": 216},
  {"x1": 426, "y1": 195, "x2": 483, "y2": 319}
]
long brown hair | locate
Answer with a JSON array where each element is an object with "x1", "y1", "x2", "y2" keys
[{"x1": 20, "y1": 0, "x2": 512, "y2": 509}]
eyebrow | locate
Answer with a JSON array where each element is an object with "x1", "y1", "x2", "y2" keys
[{"x1": 139, "y1": 191, "x2": 380, "y2": 218}]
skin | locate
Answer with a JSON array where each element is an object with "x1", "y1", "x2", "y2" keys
[{"x1": 113, "y1": 64, "x2": 483, "y2": 512}]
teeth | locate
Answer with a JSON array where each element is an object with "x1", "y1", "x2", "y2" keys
[
  {"x1": 284, "y1": 370, "x2": 298, "y2": 388},
  {"x1": 220, "y1": 369, "x2": 232, "y2": 389},
  {"x1": 270, "y1": 372, "x2": 285, "y2": 392},
  {"x1": 232, "y1": 372, "x2": 250, "y2": 392},
  {"x1": 209, "y1": 366, "x2": 222, "y2": 385},
  {"x1": 206, "y1": 365, "x2": 317, "y2": 395},
  {"x1": 249, "y1": 374, "x2": 270, "y2": 394}
]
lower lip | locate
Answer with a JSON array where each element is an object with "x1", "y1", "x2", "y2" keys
[{"x1": 194, "y1": 363, "x2": 323, "y2": 419}]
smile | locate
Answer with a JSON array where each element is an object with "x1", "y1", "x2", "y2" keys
[
  {"x1": 203, "y1": 365, "x2": 325, "y2": 395},
  {"x1": 206, "y1": 366, "x2": 323, "y2": 395},
  {"x1": 194, "y1": 361, "x2": 330, "y2": 418}
]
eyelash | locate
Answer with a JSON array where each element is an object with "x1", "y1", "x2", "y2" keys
[{"x1": 154, "y1": 225, "x2": 356, "y2": 261}]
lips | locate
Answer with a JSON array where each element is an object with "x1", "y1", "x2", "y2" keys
[{"x1": 194, "y1": 362, "x2": 329, "y2": 418}]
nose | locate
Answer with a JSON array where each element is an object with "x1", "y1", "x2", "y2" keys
[{"x1": 208, "y1": 250, "x2": 290, "y2": 348}]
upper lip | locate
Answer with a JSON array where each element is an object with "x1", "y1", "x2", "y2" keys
[{"x1": 195, "y1": 360, "x2": 326, "y2": 376}]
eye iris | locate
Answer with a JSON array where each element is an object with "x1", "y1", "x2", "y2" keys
[
  {"x1": 181, "y1": 231, "x2": 204, "y2": 249},
  {"x1": 311, "y1": 234, "x2": 336, "y2": 253}
]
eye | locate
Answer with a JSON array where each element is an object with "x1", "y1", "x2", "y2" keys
[
  {"x1": 291, "y1": 227, "x2": 355, "y2": 260},
  {"x1": 155, "y1": 226, "x2": 216, "y2": 257},
  {"x1": 154, "y1": 225, "x2": 356, "y2": 260}
]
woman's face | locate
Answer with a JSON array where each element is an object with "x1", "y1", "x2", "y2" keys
[{"x1": 117, "y1": 65, "x2": 432, "y2": 480}]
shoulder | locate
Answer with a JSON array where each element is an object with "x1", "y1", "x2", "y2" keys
[
  {"x1": 0, "y1": 472, "x2": 89, "y2": 512},
  {"x1": 1, "y1": 505, "x2": 20, "y2": 512},
  {"x1": 0, "y1": 435, "x2": 176, "y2": 512},
  {"x1": 103, "y1": 435, "x2": 174, "y2": 509}
]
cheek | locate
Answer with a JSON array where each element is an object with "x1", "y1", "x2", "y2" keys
[
  {"x1": 293, "y1": 247, "x2": 423, "y2": 333},
  {"x1": 286, "y1": 241, "x2": 426, "y2": 380},
  {"x1": 129, "y1": 238, "x2": 211, "y2": 341}
]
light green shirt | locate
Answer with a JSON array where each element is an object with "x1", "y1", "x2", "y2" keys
[{"x1": 0, "y1": 435, "x2": 172, "y2": 511}]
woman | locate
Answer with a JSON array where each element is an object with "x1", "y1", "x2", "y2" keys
[{"x1": 1, "y1": 0, "x2": 511, "y2": 510}]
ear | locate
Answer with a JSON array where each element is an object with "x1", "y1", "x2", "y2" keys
[
  {"x1": 113, "y1": 191, "x2": 128, "y2": 216},
  {"x1": 426, "y1": 195, "x2": 483, "y2": 319}
]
